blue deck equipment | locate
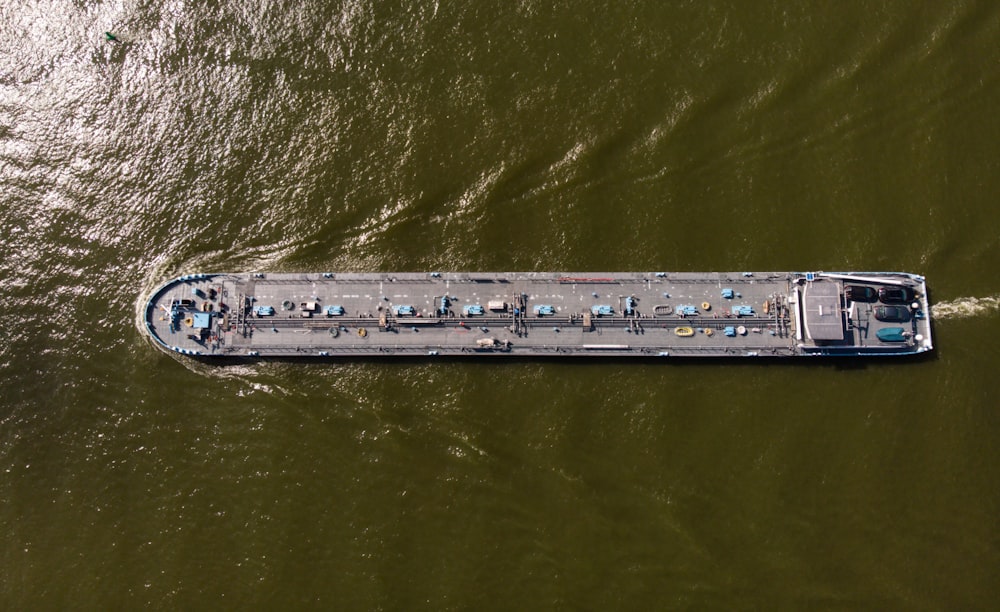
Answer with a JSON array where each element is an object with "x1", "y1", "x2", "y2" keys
[
  {"x1": 591, "y1": 305, "x2": 614, "y2": 316},
  {"x1": 625, "y1": 296, "x2": 636, "y2": 315},
  {"x1": 724, "y1": 326, "x2": 737, "y2": 337},
  {"x1": 732, "y1": 305, "x2": 754, "y2": 317},
  {"x1": 876, "y1": 327, "x2": 908, "y2": 342},
  {"x1": 325, "y1": 305, "x2": 345, "y2": 316},
  {"x1": 253, "y1": 305, "x2": 275, "y2": 316},
  {"x1": 462, "y1": 304, "x2": 484, "y2": 316},
  {"x1": 439, "y1": 296, "x2": 449, "y2": 315},
  {"x1": 533, "y1": 305, "x2": 555, "y2": 316},
  {"x1": 678, "y1": 305, "x2": 698, "y2": 316},
  {"x1": 193, "y1": 312, "x2": 212, "y2": 329},
  {"x1": 721, "y1": 288, "x2": 735, "y2": 299},
  {"x1": 393, "y1": 305, "x2": 415, "y2": 316}
]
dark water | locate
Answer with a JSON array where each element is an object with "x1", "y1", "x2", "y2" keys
[{"x1": 2, "y1": 1, "x2": 999, "y2": 607}]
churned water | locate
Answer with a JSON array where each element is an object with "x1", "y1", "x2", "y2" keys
[{"x1": 2, "y1": 1, "x2": 999, "y2": 608}]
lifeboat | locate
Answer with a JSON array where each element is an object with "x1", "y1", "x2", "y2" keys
[{"x1": 674, "y1": 326, "x2": 695, "y2": 337}]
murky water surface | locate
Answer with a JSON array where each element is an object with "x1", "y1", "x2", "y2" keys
[{"x1": 2, "y1": 1, "x2": 999, "y2": 607}]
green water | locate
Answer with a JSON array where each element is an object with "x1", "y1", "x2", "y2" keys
[{"x1": 2, "y1": 1, "x2": 999, "y2": 607}]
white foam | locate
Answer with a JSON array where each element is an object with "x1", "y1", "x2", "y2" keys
[{"x1": 931, "y1": 296, "x2": 1000, "y2": 319}]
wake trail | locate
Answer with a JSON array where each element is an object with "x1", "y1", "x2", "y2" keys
[{"x1": 931, "y1": 296, "x2": 1000, "y2": 319}]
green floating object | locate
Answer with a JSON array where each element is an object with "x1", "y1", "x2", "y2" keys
[{"x1": 105, "y1": 32, "x2": 118, "y2": 41}]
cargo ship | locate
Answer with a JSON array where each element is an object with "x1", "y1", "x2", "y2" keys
[{"x1": 142, "y1": 271, "x2": 933, "y2": 358}]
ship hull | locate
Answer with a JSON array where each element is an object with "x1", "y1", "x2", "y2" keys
[{"x1": 143, "y1": 271, "x2": 933, "y2": 359}]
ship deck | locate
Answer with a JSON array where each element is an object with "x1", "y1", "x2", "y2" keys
[{"x1": 143, "y1": 271, "x2": 933, "y2": 358}]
